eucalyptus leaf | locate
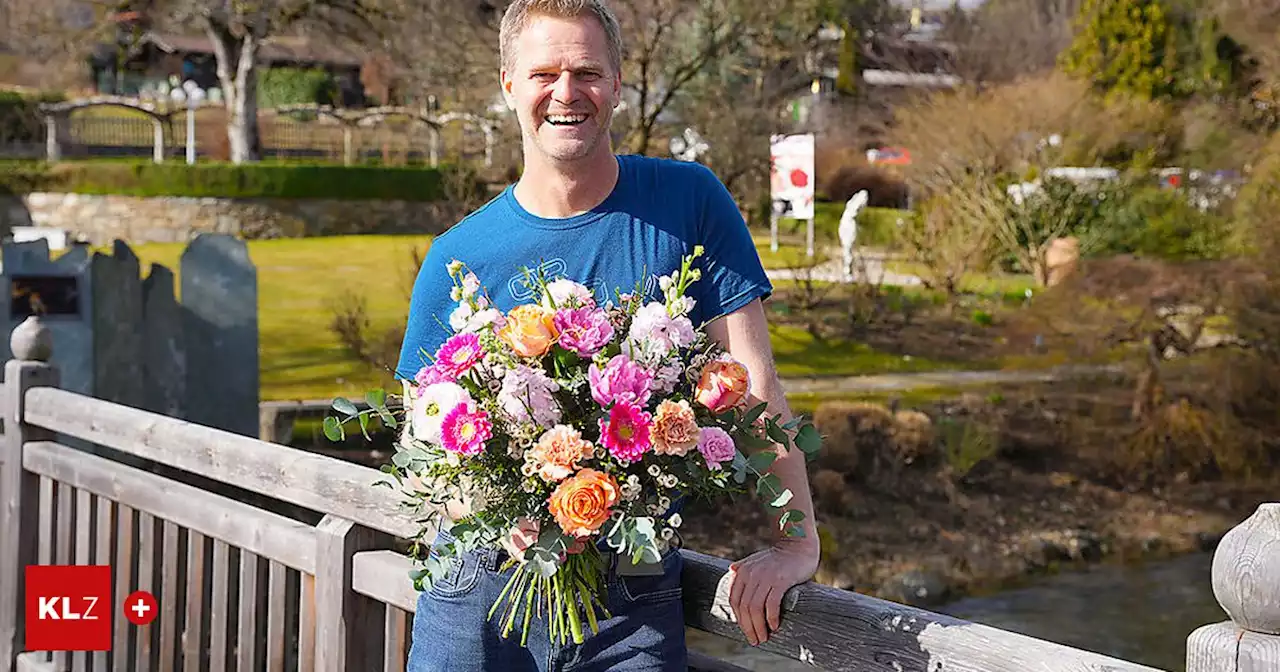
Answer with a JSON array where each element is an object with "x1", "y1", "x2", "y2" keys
[
  {"x1": 358, "y1": 412, "x2": 371, "y2": 439},
  {"x1": 365, "y1": 389, "x2": 387, "y2": 410},
  {"x1": 742, "y1": 403, "x2": 768, "y2": 428},
  {"x1": 769, "y1": 489, "x2": 794, "y2": 509},
  {"x1": 756, "y1": 473, "x2": 782, "y2": 497},
  {"x1": 765, "y1": 421, "x2": 791, "y2": 449},
  {"x1": 529, "y1": 549, "x2": 560, "y2": 578},
  {"x1": 795, "y1": 424, "x2": 822, "y2": 457},
  {"x1": 332, "y1": 397, "x2": 359, "y2": 417},
  {"x1": 747, "y1": 451, "x2": 777, "y2": 474},
  {"x1": 322, "y1": 416, "x2": 344, "y2": 442},
  {"x1": 391, "y1": 450, "x2": 411, "y2": 469}
]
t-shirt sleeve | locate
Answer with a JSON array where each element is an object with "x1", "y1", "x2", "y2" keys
[
  {"x1": 692, "y1": 164, "x2": 773, "y2": 326},
  {"x1": 395, "y1": 238, "x2": 455, "y2": 381}
]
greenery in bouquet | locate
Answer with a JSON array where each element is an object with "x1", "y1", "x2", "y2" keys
[{"x1": 325, "y1": 246, "x2": 822, "y2": 646}]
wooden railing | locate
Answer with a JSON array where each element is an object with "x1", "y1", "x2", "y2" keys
[{"x1": 1, "y1": 314, "x2": 1277, "y2": 672}]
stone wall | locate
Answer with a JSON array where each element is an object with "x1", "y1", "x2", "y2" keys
[{"x1": 0, "y1": 192, "x2": 463, "y2": 245}]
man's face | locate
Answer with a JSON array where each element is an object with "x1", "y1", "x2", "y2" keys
[{"x1": 501, "y1": 13, "x2": 620, "y2": 164}]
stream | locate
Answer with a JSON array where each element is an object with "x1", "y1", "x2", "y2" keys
[{"x1": 686, "y1": 551, "x2": 1224, "y2": 671}]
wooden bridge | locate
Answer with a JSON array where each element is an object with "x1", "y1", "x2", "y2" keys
[{"x1": 1, "y1": 314, "x2": 1277, "y2": 672}]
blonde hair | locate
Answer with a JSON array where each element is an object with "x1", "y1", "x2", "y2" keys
[{"x1": 499, "y1": 0, "x2": 624, "y2": 75}]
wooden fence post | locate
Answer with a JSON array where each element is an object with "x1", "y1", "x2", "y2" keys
[
  {"x1": 313, "y1": 515, "x2": 387, "y2": 672},
  {"x1": 0, "y1": 316, "x2": 60, "y2": 672},
  {"x1": 1186, "y1": 502, "x2": 1280, "y2": 671}
]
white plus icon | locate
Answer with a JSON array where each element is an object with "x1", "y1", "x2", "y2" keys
[{"x1": 131, "y1": 598, "x2": 150, "y2": 619}]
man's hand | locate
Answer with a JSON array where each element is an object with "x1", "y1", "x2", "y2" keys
[
  {"x1": 727, "y1": 537, "x2": 819, "y2": 645},
  {"x1": 499, "y1": 518, "x2": 586, "y2": 562}
]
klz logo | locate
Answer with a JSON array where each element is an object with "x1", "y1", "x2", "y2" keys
[{"x1": 25, "y1": 565, "x2": 112, "y2": 651}]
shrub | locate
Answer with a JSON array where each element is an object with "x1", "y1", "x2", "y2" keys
[
  {"x1": 1086, "y1": 180, "x2": 1232, "y2": 260},
  {"x1": 0, "y1": 89, "x2": 64, "y2": 147},
  {"x1": 258, "y1": 68, "x2": 340, "y2": 109},
  {"x1": 0, "y1": 160, "x2": 455, "y2": 202}
]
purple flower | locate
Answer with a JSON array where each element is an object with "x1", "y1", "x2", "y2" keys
[
  {"x1": 554, "y1": 307, "x2": 615, "y2": 357},
  {"x1": 697, "y1": 426, "x2": 735, "y2": 470},
  {"x1": 588, "y1": 354, "x2": 653, "y2": 408},
  {"x1": 415, "y1": 364, "x2": 448, "y2": 391}
]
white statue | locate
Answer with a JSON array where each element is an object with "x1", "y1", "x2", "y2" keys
[{"x1": 838, "y1": 190, "x2": 869, "y2": 281}]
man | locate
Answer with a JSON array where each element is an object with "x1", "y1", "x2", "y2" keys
[{"x1": 397, "y1": 0, "x2": 819, "y2": 669}]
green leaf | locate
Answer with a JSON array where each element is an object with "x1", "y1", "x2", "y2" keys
[
  {"x1": 358, "y1": 412, "x2": 371, "y2": 440},
  {"x1": 391, "y1": 450, "x2": 411, "y2": 469},
  {"x1": 747, "y1": 451, "x2": 777, "y2": 474},
  {"x1": 779, "y1": 509, "x2": 806, "y2": 527},
  {"x1": 765, "y1": 421, "x2": 791, "y2": 449},
  {"x1": 731, "y1": 451, "x2": 749, "y2": 485},
  {"x1": 332, "y1": 397, "x2": 359, "y2": 417},
  {"x1": 322, "y1": 416, "x2": 344, "y2": 442},
  {"x1": 769, "y1": 488, "x2": 794, "y2": 509},
  {"x1": 795, "y1": 424, "x2": 822, "y2": 457},
  {"x1": 365, "y1": 389, "x2": 387, "y2": 410},
  {"x1": 742, "y1": 402, "x2": 768, "y2": 428},
  {"x1": 756, "y1": 473, "x2": 782, "y2": 497}
]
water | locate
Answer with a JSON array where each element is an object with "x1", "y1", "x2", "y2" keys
[{"x1": 687, "y1": 552, "x2": 1225, "y2": 671}]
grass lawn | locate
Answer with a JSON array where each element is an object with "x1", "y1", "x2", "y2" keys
[
  {"x1": 116, "y1": 235, "x2": 963, "y2": 402},
  {"x1": 119, "y1": 235, "x2": 431, "y2": 402}
]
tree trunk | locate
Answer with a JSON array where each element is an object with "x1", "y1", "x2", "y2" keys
[{"x1": 205, "y1": 22, "x2": 261, "y2": 164}]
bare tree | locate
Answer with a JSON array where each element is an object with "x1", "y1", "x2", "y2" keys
[
  {"x1": 941, "y1": 0, "x2": 1083, "y2": 84},
  {"x1": 98, "y1": 0, "x2": 393, "y2": 163}
]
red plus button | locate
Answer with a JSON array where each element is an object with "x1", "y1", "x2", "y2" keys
[{"x1": 123, "y1": 591, "x2": 157, "y2": 626}]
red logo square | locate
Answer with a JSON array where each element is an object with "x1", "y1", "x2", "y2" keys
[{"x1": 25, "y1": 565, "x2": 112, "y2": 652}]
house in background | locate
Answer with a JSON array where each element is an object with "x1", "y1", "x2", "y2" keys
[{"x1": 88, "y1": 30, "x2": 371, "y2": 107}]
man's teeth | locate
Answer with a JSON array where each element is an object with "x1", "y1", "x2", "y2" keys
[{"x1": 547, "y1": 114, "x2": 588, "y2": 125}]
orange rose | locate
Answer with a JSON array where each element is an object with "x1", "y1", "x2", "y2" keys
[
  {"x1": 548, "y1": 468, "x2": 620, "y2": 538},
  {"x1": 651, "y1": 399, "x2": 700, "y2": 457},
  {"x1": 526, "y1": 425, "x2": 594, "y2": 482},
  {"x1": 497, "y1": 304, "x2": 559, "y2": 358},
  {"x1": 694, "y1": 358, "x2": 751, "y2": 413}
]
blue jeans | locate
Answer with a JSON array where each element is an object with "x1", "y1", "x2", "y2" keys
[{"x1": 406, "y1": 530, "x2": 688, "y2": 671}]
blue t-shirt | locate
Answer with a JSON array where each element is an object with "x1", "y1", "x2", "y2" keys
[{"x1": 395, "y1": 154, "x2": 772, "y2": 380}]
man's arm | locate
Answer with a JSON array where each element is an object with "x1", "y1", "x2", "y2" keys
[{"x1": 705, "y1": 297, "x2": 820, "y2": 646}]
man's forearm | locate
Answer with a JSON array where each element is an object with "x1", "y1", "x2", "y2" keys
[{"x1": 747, "y1": 381, "x2": 819, "y2": 547}]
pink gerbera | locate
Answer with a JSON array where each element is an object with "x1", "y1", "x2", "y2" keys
[
  {"x1": 433, "y1": 333, "x2": 484, "y2": 381},
  {"x1": 440, "y1": 404, "x2": 492, "y2": 457},
  {"x1": 598, "y1": 401, "x2": 653, "y2": 464}
]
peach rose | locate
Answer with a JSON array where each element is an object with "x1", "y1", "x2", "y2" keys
[
  {"x1": 651, "y1": 399, "x2": 700, "y2": 457},
  {"x1": 548, "y1": 468, "x2": 620, "y2": 538},
  {"x1": 497, "y1": 304, "x2": 559, "y2": 358},
  {"x1": 526, "y1": 425, "x2": 594, "y2": 482},
  {"x1": 694, "y1": 358, "x2": 751, "y2": 413}
]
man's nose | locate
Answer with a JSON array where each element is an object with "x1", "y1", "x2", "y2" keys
[{"x1": 551, "y1": 72, "x2": 576, "y2": 102}]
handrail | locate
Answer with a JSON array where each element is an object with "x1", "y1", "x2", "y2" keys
[{"x1": 3, "y1": 314, "x2": 1278, "y2": 672}]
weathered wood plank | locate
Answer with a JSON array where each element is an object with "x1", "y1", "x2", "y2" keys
[
  {"x1": 237, "y1": 550, "x2": 260, "y2": 671},
  {"x1": 1, "y1": 358, "x2": 58, "y2": 672},
  {"x1": 111, "y1": 505, "x2": 135, "y2": 672},
  {"x1": 298, "y1": 573, "x2": 316, "y2": 672},
  {"x1": 23, "y1": 387, "x2": 418, "y2": 539},
  {"x1": 266, "y1": 562, "x2": 288, "y2": 672},
  {"x1": 134, "y1": 511, "x2": 156, "y2": 671},
  {"x1": 351, "y1": 550, "x2": 419, "y2": 613},
  {"x1": 93, "y1": 496, "x2": 113, "y2": 672},
  {"x1": 16, "y1": 651, "x2": 57, "y2": 672},
  {"x1": 208, "y1": 540, "x2": 230, "y2": 672},
  {"x1": 687, "y1": 651, "x2": 754, "y2": 672},
  {"x1": 182, "y1": 531, "x2": 206, "y2": 672},
  {"x1": 158, "y1": 520, "x2": 181, "y2": 672},
  {"x1": 679, "y1": 549, "x2": 1167, "y2": 672},
  {"x1": 22, "y1": 441, "x2": 318, "y2": 573},
  {"x1": 52, "y1": 483, "x2": 70, "y2": 672},
  {"x1": 315, "y1": 516, "x2": 387, "y2": 671},
  {"x1": 37, "y1": 477, "x2": 52, "y2": 565},
  {"x1": 72, "y1": 488, "x2": 92, "y2": 672},
  {"x1": 383, "y1": 606, "x2": 407, "y2": 672}
]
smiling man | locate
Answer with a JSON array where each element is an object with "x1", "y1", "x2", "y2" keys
[{"x1": 399, "y1": 1, "x2": 820, "y2": 670}]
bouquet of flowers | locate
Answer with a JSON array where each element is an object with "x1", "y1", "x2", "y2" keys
[{"x1": 324, "y1": 246, "x2": 821, "y2": 647}]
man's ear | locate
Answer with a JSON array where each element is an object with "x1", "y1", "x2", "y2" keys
[{"x1": 500, "y1": 69, "x2": 517, "y2": 110}]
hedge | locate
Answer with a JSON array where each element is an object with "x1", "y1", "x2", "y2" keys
[
  {"x1": 774, "y1": 201, "x2": 910, "y2": 248},
  {"x1": 0, "y1": 160, "x2": 452, "y2": 202}
]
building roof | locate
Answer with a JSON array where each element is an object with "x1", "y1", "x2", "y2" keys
[{"x1": 142, "y1": 32, "x2": 366, "y2": 68}]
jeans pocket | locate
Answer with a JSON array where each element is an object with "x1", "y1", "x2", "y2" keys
[
  {"x1": 428, "y1": 549, "x2": 481, "y2": 599},
  {"x1": 617, "y1": 552, "x2": 683, "y2": 605}
]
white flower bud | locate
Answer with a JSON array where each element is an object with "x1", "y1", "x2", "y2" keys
[{"x1": 669, "y1": 513, "x2": 682, "y2": 528}]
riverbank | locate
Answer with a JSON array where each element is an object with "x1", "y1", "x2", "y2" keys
[{"x1": 676, "y1": 375, "x2": 1277, "y2": 609}]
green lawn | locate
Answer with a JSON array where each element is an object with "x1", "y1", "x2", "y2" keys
[{"x1": 118, "y1": 235, "x2": 961, "y2": 402}]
